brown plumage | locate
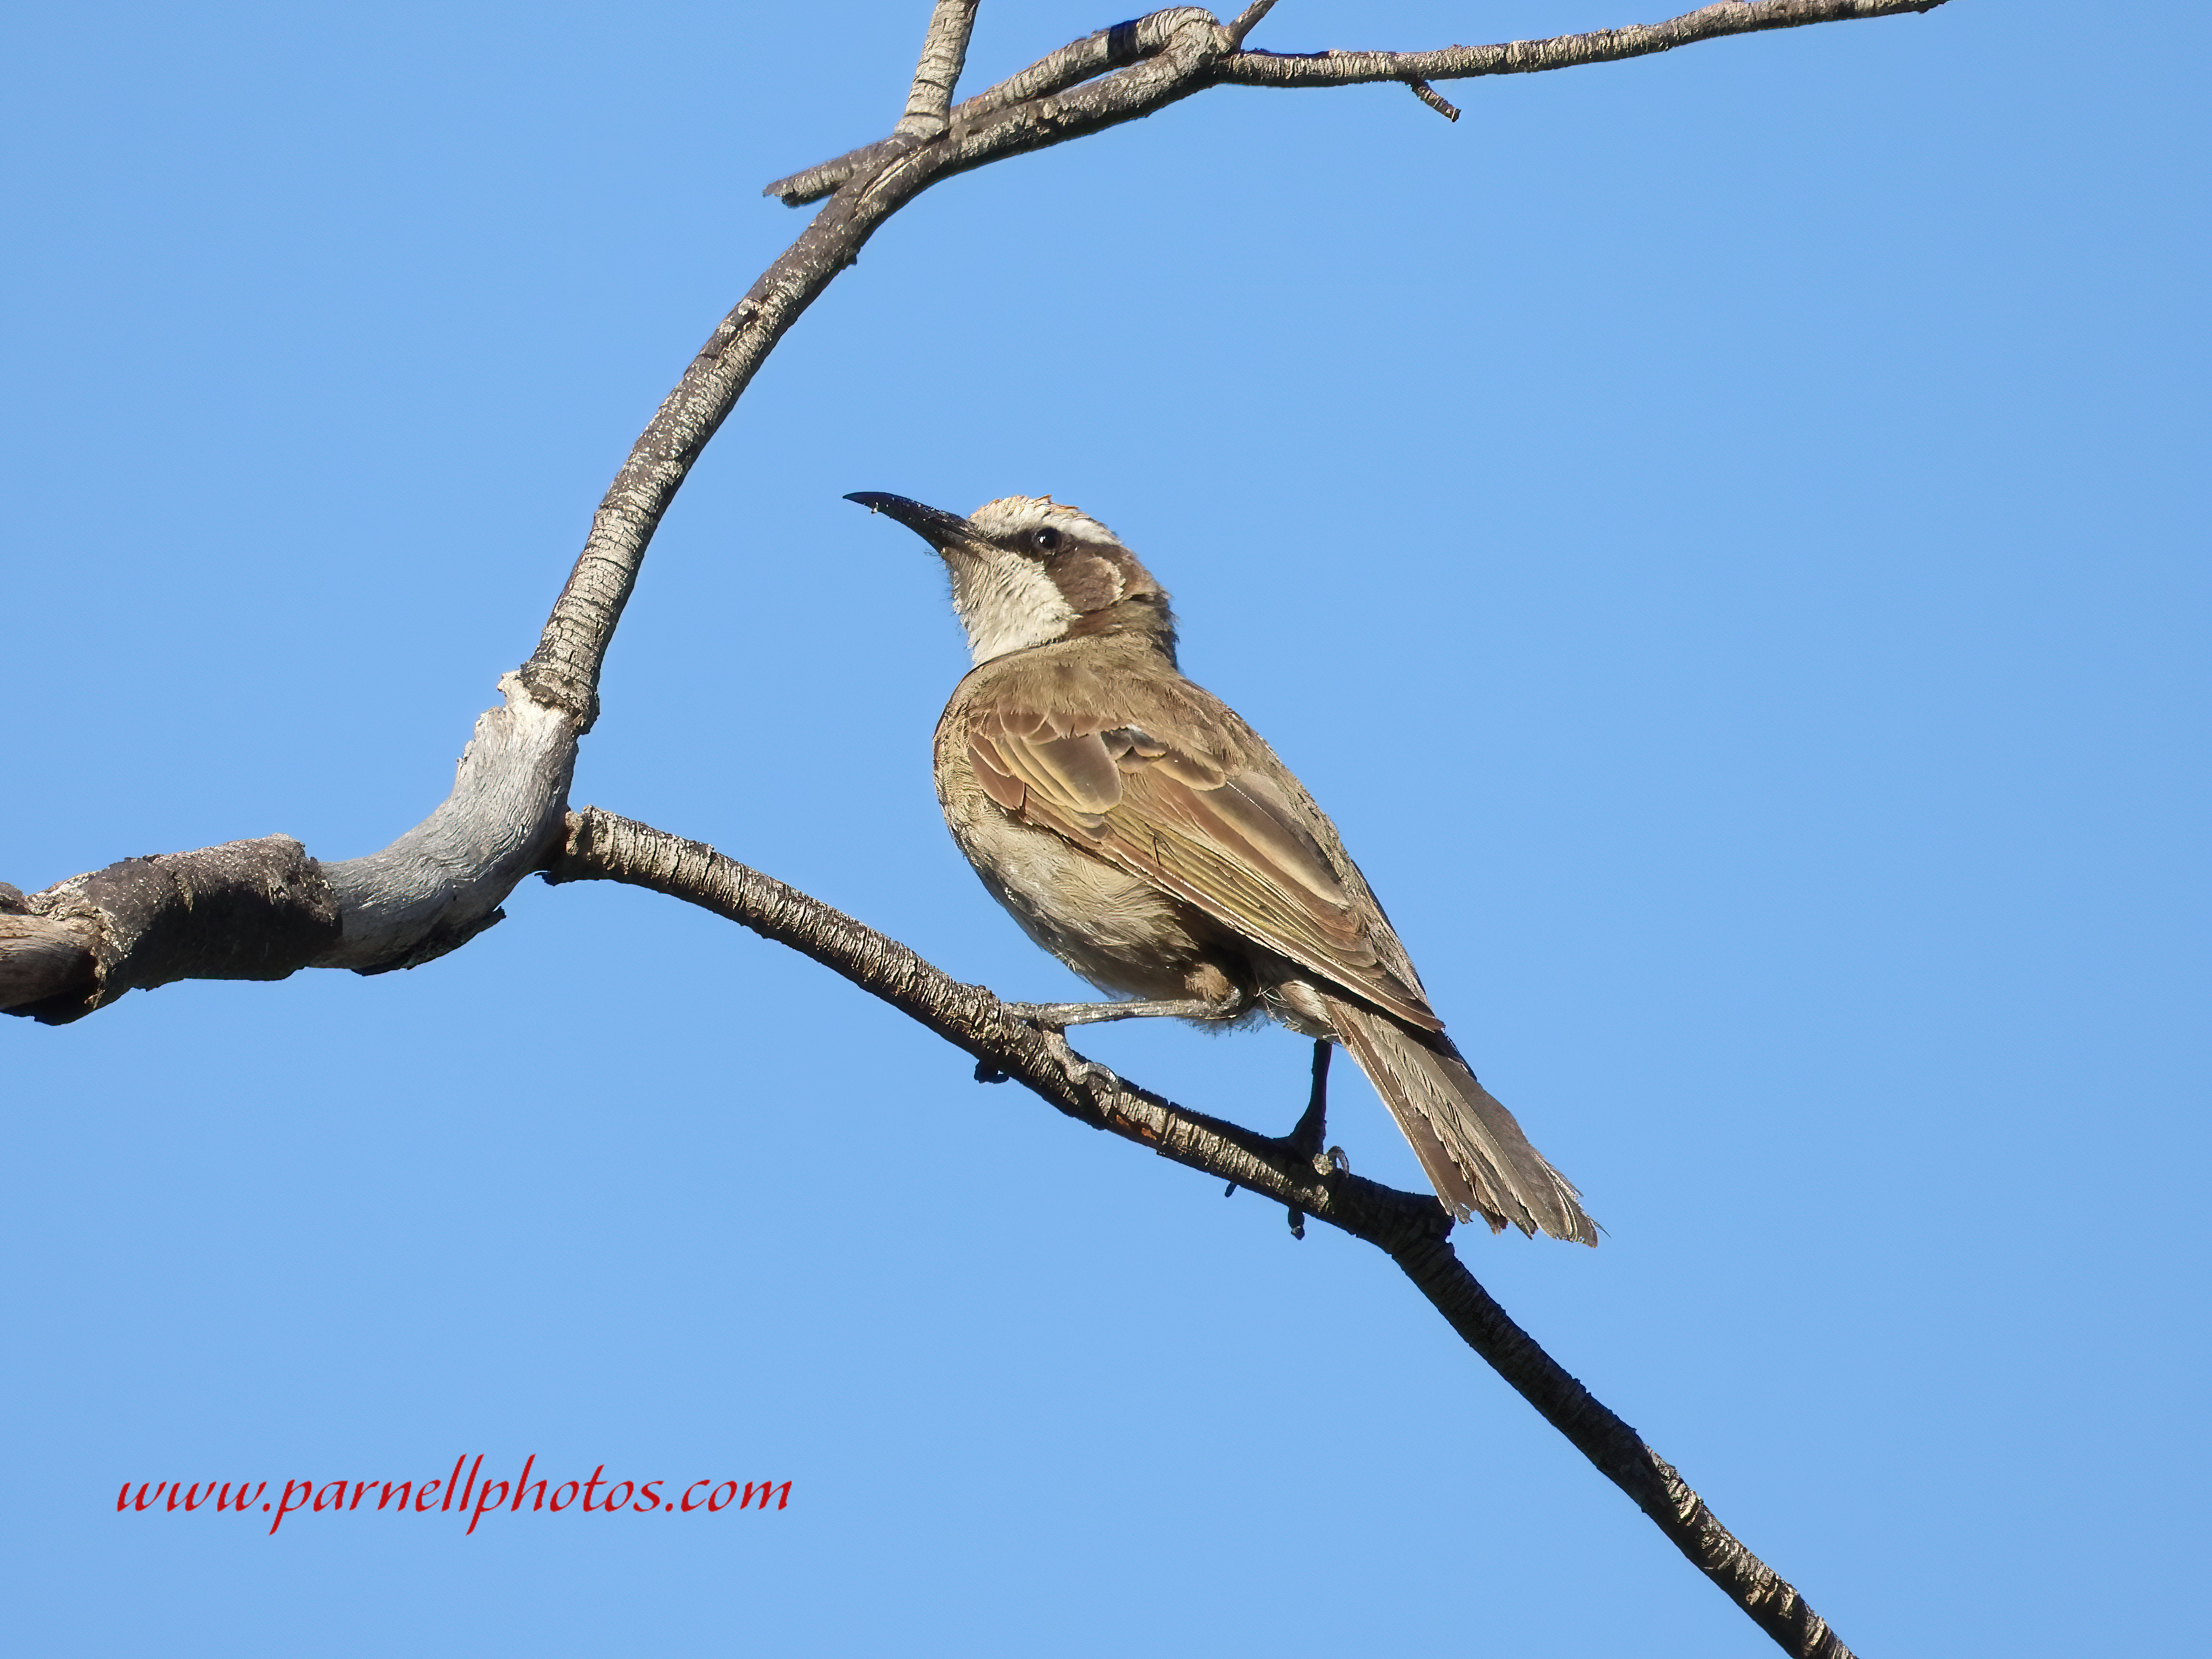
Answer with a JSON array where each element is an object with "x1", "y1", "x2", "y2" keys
[{"x1": 851, "y1": 491, "x2": 1595, "y2": 1244}]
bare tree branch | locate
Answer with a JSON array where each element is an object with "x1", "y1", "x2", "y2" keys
[
  {"x1": 894, "y1": 0, "x2": 982, "y2": 139},
  {"x1": 0, "y1": 909, "x2": 94, "y2": 1012},
  {"x1": 769, "y1": 0, "x2": 1947, "y2": 206},
  {"x1": 314, "y1": 673, "x2": 575, "y2": 970},
  {"x1": 548, "y1": 806, "x2": 1858, "y2": 1659},
  {"x1": 1221, "y1": 0, "x2": 1948, "y2": 91},
  {"x1": 0, "y1": 839, "x2": 337, "y2": 1022},
  {"x1": 1395, "y1": 1240, "x2": 1855, "y2": 1659},
  {"x1": 0, "y1": 674, "x2": 573, "y2": 1014}
]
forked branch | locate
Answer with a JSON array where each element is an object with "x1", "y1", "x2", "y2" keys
[{"x1": 765, "y1": 0, "x2": 1947, "y2": 206}]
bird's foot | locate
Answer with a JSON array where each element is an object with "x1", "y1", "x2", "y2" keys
[
  {"x1": 1026, "y1": 1023, "x2": 1122, "y2": 1112},
  {"x1": 1278, "y1": 1043, "x2": 1348, "y2": 1242},
  {"x1": 971, "y1": 1025, "x2": 1122, "y2": 1112}
]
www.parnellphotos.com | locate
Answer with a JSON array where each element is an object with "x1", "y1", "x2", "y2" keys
[{"x1": 116, "y1": 1456, "x2": 793, "y2": 1535}]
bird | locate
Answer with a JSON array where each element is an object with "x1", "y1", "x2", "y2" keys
[{"x1": 847, "y1": 490, "x2": 1596, "y2": 1244}]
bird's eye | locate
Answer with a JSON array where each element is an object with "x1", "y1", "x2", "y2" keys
[{"x1": 1028, "y1": 528, "x2": 1061, "y2": 552}]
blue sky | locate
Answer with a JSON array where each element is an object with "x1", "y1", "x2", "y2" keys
[{"x1": 3, "y1": 2, "x2": 2204, "y2": 1654}]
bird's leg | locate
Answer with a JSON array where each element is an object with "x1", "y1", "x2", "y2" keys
[
  {"x1": 977, "y1": 991, "x2": 1247, "y2": 1087},
  {"x1": 1282, "y1": 1039, "x2": 1335, "y2": 1241},
  {"x1": 1286, "y1": 1038, "x2": 1332, "y2": 1160},
  {"x1": 1003, "y1": 992, "x2": 1250, "y2": 1030}
]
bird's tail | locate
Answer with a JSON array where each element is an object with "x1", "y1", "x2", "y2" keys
[{"x1": 1322, "y1": 993, "x2": 1597, "y2": 1245}]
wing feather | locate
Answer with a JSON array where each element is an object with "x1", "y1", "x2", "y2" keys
[{"x1": 970, "y1": 702, "x2": 1438, "y2": 1030}]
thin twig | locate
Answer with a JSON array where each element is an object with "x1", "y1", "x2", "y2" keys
[
  {"x1": 548, "y1": 806, "x2": 1858, "y2": 1659},
  {"x1": 1222, "y1": 0, "x2": 1948, "y2": 91},
  {"x1": 893, "y1": 0, "x2": 981, "y2": 140},
  {"x1": 1394, "y1": 1241, "x2": 1854, "y2": 1659},
  {"x1": 1225, "y1": 0, "x2": 1277, "y2": 49},
  {"x1": 1406, "y1": 78, "x2": 1460, "y2": 121}
]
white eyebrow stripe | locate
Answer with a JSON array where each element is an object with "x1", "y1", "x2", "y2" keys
[{"x1": 967, "y1": 494, "x2": 1125, "y2": 548}]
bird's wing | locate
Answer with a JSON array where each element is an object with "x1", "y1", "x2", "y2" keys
[{"x1": 968, "y1": 695, "x2": 1440, "y2": 1030}]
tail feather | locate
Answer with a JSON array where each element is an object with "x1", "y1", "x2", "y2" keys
[{"x1": 1323, "y1": 993, "x2": 1596, "y2": 1245}]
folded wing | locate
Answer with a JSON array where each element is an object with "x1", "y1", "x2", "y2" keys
[{"x1": 968, "y1": 701, "x2": 1439, "y2": 1031}]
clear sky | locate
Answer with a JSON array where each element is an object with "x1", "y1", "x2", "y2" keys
[{"x1": 3, "y1": 3, "x2": 2204, "y2": 1654}]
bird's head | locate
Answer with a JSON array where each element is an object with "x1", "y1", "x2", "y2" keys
[{"x1": 846, "y1": 492, "x2": 1175, "y2": 666}]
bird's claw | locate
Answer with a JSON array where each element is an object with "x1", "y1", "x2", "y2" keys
[{"x1": 1022, "y1": 1022, "x2": 1119, "y2": 1108}]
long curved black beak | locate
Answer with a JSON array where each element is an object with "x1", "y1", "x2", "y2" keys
[{"x1": 844, "y1": 492, "x2": 971, "y2": 551}]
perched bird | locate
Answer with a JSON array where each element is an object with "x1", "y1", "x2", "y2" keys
[{"x1": 848, "y1": 491, "x2": 1595, "y2": 1244}]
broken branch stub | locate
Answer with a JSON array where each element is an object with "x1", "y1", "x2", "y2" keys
[{"x1": 2, "y1": 674, "x2": 575, "y2": 1021}]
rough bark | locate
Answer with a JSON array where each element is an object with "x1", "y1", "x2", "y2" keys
[
  {"x1": 313, "y1": 674, "x2": 575, "y2": 973},
  {"x1": 1219, "y1": 0, "x2": 1948, "y2": 92},
  {"x1": 1, "y1": 837, "x2": 338, "y2": 1024},
  {"x1": 894, "y1": 0, "x2": 982, "y2": 139}
]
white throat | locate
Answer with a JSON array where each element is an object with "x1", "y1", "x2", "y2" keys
[{"x1": 948, "y1": 551, "x2": 1075, "y2": 665}]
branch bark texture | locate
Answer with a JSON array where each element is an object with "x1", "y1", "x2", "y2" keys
[
  {"x1": 1220, "y1": 0, "x2": 1948, "y2": 91},
  {"x1": 0, "y1": 838, "x2": 337, "y2": 1024},
  {"x1": 895, "y1": 0, "x2": 982, "y2": 138}
]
